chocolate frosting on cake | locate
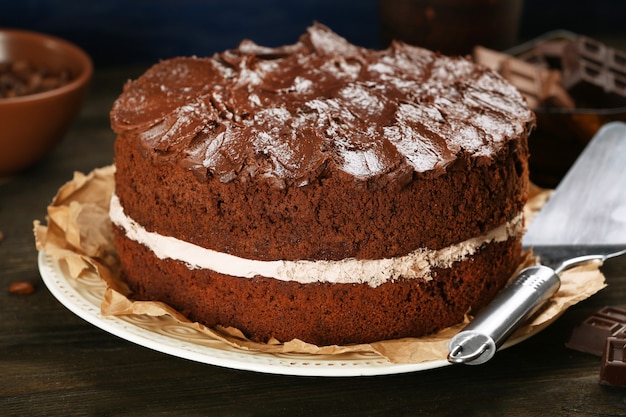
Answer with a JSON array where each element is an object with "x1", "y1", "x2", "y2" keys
[
  {"x1": 111, "y1": 24, "x2": 535, "y2": 344},
  {"x1": 111, "y1": 23, "x2": 534, "y2": 188}
]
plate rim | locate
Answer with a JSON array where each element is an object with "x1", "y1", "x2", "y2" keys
[{"x1": 38, "y1": 250, "x2": 455, "y2": 377}]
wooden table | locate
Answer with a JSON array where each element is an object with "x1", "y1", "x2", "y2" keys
[{"x1": 2, "y1": 67, "x2": 626, "y2": 417}]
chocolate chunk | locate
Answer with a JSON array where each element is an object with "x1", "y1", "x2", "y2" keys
[
  {"x1": 600, "y1": 337, "x2": 626, "y2": 387},
  {"x1": 500, "y1": 59, "x2": 574, "y2": 109},
  {"x1": 565, "y1": 307, "x2": 626, "y2": 356},
  {"x1": 473, "y1": 46, "x2": 574, "y2": 109},
  {"x1": 472, "y1": 45, "x2": 508, "y2": 72},
  {"x1": 600, "y1": 306, "x2": 626, "y2": 323},
  {"x1": 561, "y1": 36, "x2": 626, "y2": 108},
  {"x1": 518, "y1": 40, "x2": 567, "y2": 70}
]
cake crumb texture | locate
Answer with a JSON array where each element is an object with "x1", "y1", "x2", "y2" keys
[
  {"x1": 110, "y1": 24, "x2": 534, "y2": 345},
  {"x1": 114, "y1": 228, "x2": 522, "y2": 346}
]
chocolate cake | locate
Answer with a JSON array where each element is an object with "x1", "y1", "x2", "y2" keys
[{"x1": 110, "y1": 24, "x2": 535, "y2": 346}]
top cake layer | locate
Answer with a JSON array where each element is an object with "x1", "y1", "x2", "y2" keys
[{"x1": 110, "y1": 23, "x2": 534, "y2": 188}]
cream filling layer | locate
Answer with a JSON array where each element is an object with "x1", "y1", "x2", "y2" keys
[{"x1": 110, "y1": 193, "x2": 523, "y2": 288}]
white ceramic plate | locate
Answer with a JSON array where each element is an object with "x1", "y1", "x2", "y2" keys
[{"x1": 39, "y1": 250, "x2": 535, "y2": 377}]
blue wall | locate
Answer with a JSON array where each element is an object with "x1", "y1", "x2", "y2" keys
[
  {"x1": 1, "y1": 1, "x2": 624, "y2": 67},
  {"x1": 1, "y1": 1, "x2": 379, "y2": 66}
]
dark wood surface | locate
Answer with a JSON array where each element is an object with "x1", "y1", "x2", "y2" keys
[{"x1": 2, "y1": 67, "x2": 626, "y2": 417}]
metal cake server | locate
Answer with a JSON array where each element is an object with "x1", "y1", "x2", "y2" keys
[{"x1": 447, "y1": 121, "x2": 626, "y2": 365}]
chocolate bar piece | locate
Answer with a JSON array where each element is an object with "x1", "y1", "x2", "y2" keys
[
  {"x1": 517, "y1": 39, "x2": 568, "y2": 70},
  {"x1": 565, "y1": 306, "x2": 626, "y2": 356},
  {"x1": 472, "y1": 46, "x2": 574, "y2": 109},
  {"x1": 600, "y1": 337, "x2": 626, "y2": 387},
  {"x1": 501, "y1": 59, "x2": 574, "y2": 109},
  {"x1": 562, "y1": 36, "x2": 626, "y2": 108},
  {"x1": 472, "y1": 46, "x2": 507, "y2": 72},
  {"x1": 499, "y1": 58, "x2": 544, "y2": 109}
]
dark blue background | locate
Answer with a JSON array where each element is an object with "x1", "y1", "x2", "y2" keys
[
  {"x1": 1, "y1": 0, "x2": 379, "y2": 66},
  {"x1": 1, "y1": 0, "x2": 625, "y2": 66}
]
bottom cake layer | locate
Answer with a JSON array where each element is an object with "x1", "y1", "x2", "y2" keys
[{"x1": 113, "y1": 228, "x2": 522, "y2": 346}]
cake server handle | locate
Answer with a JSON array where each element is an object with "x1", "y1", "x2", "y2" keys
[{"x1": 447, "y1": 265, "x2": 561, "y2": 365}]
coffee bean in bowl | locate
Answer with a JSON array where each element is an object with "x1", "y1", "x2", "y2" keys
[
  {"x1": 0, "y1": 60, "x2": 72, "y2": 98},
  {"x1": 0, "y1": 29, "x2": 92, "y2": 178}
]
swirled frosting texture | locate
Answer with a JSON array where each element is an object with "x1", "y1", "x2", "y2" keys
[{"x1": 111, "y1": 23, "x2": 533, "y2": 186}]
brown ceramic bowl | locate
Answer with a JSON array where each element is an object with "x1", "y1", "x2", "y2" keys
[{"x1": 0, "y1": 29, "x2": 93, "y2": 177}]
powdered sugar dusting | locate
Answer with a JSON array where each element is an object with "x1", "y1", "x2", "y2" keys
[
  {"x1": 111, "y1": 23, "x2": 534, "y2": 186},
  {"x1": 338, "y1": 144, "x2": 387, "y2": 177},
  {"x1": 290, "y1": 76, "x2": 313, "y2": 94},
  {"x1": 307, "y1": 24, "x2": 362, "y2": 57}
]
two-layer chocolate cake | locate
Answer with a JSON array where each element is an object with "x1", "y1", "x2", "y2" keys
[{"x1": 110, "y1": 24, "x2": 535, "y2": 346}]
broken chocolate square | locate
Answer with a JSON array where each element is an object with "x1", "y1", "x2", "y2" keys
[
  {"x1": 473, "y1": 45, "x2": 574, "y2": 109},
  {"x1": 561, "y1": 36, "x2": 626, "y2": 108},
  {"x1": 517, "y1": 39, "x2": 567, "y2": 70},
  {"x1": 565, "y1": 307, "x2": 626, "y2": 356},
  {"x1": 600, "y1": 337, "x2": 626, "y2": 387}
]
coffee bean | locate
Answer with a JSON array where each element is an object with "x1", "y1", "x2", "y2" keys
[
  {"x1": 9, "y1": 281, "x2": 35, "y2": 295},
  {"x1": 0, "y1": 60, "x2": 72, "y2": 98}
]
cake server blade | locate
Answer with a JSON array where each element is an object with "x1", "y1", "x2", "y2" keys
[
  {"x1": 448, "y1": 121, "x2": 626, "y2": 365},
  {"x1": 522, "y1": 121, "x2": 626, "y2": 259}
]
